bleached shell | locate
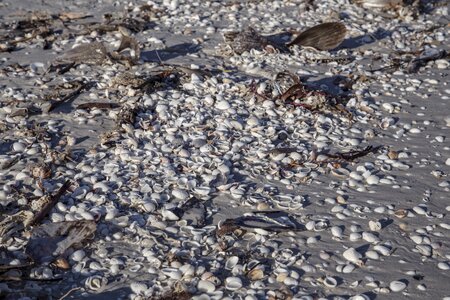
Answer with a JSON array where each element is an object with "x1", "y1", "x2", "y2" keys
[
  {"x1": 216, "y1": 100, "x2": 231, "y2": 110},
  {"x1": 342, "y1": 264, "x2": 356, "y2": 273},
  {"x1": 389, "y1": 280, "x2": 407, "y2": 292},
  {"x1": 368, "y1": 220, "x2": 382, "y2": 231},
  {"x1": 331, "y1": 226, "x2": 343, "y2": 238},
  {"x1": 323, "y1": 276, "x2": 338, "y2": 288},
  {"x1": 225, "y1": 276, "x2": 242, "y2": 290},
  {"x1": 85, "y1": 275, "x2": 107, "y2": 291},
  {"x1": 225, "y1": 256, "x2": 239, "y2": 270},
  {"x1": 70, "y1": 250, "x2": 86, "y2": 262},
  {"x1": 373, "y1": 245, "x2": 391, "y2": 256},
  {"x1": 343, "y1": 248, "x2": 362, "y2": 263},
  {"x1": 362, "y1": 232, "x2": 380, "y2": 243},
  {"x1": 161, "y1": 267, "x2": 182, "y2": 280},
  {"x1": 357, "y1": 0, "x2": 402, "y2": 8},
  {"x1": 198, "y1": 280, "x2": 216, "y2": 293},
  {"x1": 365, "y1": 250, "x2": 380, "y2": 260},
  {"x1": 130, "y1": 282, "x2": 148, "y2": 294},
  {"x1": 172, "y1": 189, "x2": 189, "y2": 200}
]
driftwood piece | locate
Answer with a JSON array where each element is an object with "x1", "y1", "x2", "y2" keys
[
  {"x1": 27, "y1": 180, "x2": 71, "y2": 226},
  {"x1": 25, "y1": 220, "x2": 97, "y2": 264}
]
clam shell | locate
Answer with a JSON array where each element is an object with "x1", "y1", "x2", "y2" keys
[
  {"x1": 225, "y1": 276, "x2": 243, "y2": 290},
  {"x1": 343, "y1": 248, "x2": 363, "y2": 264},
  {"x1": 323, "y1": 276, "x2": 338, "y2": 288},
  {"x1": 85, "y1": 275, "x2": 107, "y2": 291}
]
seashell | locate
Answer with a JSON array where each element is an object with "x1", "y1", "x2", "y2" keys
[
  {"x1": 342, "y1": 263, "x2": 356, "y2": 273},
  {"x1": 85, "y1": 275, "x2": 107, "y2": 291},
  {"x1": 368, "y1": 220, "x2": 382, "y2": 231},
  {"x1": 323, "y1": 276, "x2": 338, "y2": 288},
  {"x1": 394, "y1": 209, "x2": 408, "y2": 219},
  {"x1": 70, "y1": 250, "x2": 86, "y2": 262},
  {"x1": 365, "y1": 250, "x2": 380, "y2": 260},
  {"x1": 53, "y1": 257, "x2": 70, "y2": 270},
  {"x1": 247, "y1": 268, "x2": 264, "y2": 281},
  {"x1": 389, "y1": 280, "x2": 407, "y2": 292},
  {"x1": 216, "y1": 100, "x2": 231, "y2": 110},
  {"x1": 331, "y1": 226, "x2": 343, "y2": 238},
  {"x1": 331, "y1": 168, "x2": 350, "y2": 179},
  {"x1": 172, "y1": 189, "x2": 189, "y2": 200},
  {"x1": 343, "y1": 248, "x2": 363, "y2": 264},
  {"x1": 198, "y1": 280, "x2": 216, "y2": 293},
  {"x1": 12, "y1": 142, "x2": 26, "y2": 152},
  {"x1": 356, "y1": 0, "x2": 402, "y2": 8},
  {"x1": 373, "y1": 245, "x2": 391, "y2": 256},
  {"x1": 225, "y1": 256, "x2": 239, "y2": 270},
  {"x1": 362, "y1": 232, "x2": 380, "y2": 244},
  {"x1": 416, "y1": 245, "x2": 432, "y2": 257},
  {"x1": 162, "y1": 267, "x2": 182, "y2": 280},
  {"x1": 225, "y1": 276, "x2": 242, "y2": 290},
  {"x1": 130, "y1": 282, "x2": 148, "y2": 294},
  {"x1": 349, "y1": 295, "x2": 370, "y2": 300},
  {"x1": 287, "y1": 22, "x2": 347, "y2": 50}
]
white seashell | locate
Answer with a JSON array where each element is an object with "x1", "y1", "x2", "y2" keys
[
  {"x1": 366, "y1": 175, "x2": 380, "y2": 185},
  {"x1": 93, "y1": 182, "x2": 110, "y2": 193},
  {"x1": 342, "y1": 264, "x2": 356, "y2": 273},
  {"x1": 389, "y1": 280, "x2": 407, "y2": 292},
  {"x1": 410, "y1": 235, "x2": 423, "y2": 244},
  {"x1": 373, "y1": 245, "x2": 391, "y2": 256},
  {"x1": 437, "y1": 262, "x2": 450, "y2": 270},
  {"x1": 12, "y1": 142, "x2": 26, "y2": 152},
  {"x1": 343, "y1": 248, "x2": 362, "y2": 264},
  {"x1": 172, "y1": 189, "x2": 189, "y2": 200},
  {"x1": 130, "y1": 282, "x2": 148, "y2": 294},
  {"x1": 162, "y1": 267, "x2": 182, "y2": 280},
  {"x1": 85, "y1": 275, "x2": 107, "y2": 291},
  {"x1": 70, "y1": 250, "x2": 86, "y2": 262},
  {"x1": 161, "y1": 209, "x2": 179, "y2": 221},
  {"x1": 349, "y1": 232, "x2": 362, "y2": 241},
  {"x1": 417, "y1": 284, "x2": 426, "y2": 291},
  {"x1": 362, "y1": 232, "x2": 380, "y2": 243},
  {"x1": 331, "y1": 226, "x2": 343, "y2": 238},
  {"x1": 416, "y1": 245, "x2": 432, "y2": 257},
  {"x1": 323, "y1": 276, "x2": 338, "y2": 288},
  {"x1": 225, "y1": 256, "x2": 239, "y2": 270},
  {"x1": 225, "y1": 277, "x2": 242, "y2": 290},
  {"x1": 198, "y1": 280, "x2": 216, "y2": 293},
  {"x1": 413, "y1": 206, "x2": 427, "y2": 215},
  {"x1": 216, "y1": 100, "x2": 231, "y2": 110},
  {"x1": 365, "y1": 250, "x2": 380, "y2": 260},
  {"x1": 349, "y1": 295, "x2": 370, "y2": 300},
  {"x1": 368, "y1": 220, "x2": 382, "y2": 231}
]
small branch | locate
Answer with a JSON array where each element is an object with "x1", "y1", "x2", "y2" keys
[{"x1": 28, "y1": 180, "x2": 71, "y2": 226}]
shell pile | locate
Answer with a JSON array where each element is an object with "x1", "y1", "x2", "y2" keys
[{"x1": 0, "y1": 0, "x2": 449, "y2": 299}]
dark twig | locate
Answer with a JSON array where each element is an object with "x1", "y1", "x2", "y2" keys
[
  {"x1": 76, "y1": 102, "x2": 120, "y2": 110},
  {"x1": 47, "y1": 81, "x2": 95, "y2": 112},
  {"x1": 28, "y1": 180, "x2": 71, "y2": 226}
]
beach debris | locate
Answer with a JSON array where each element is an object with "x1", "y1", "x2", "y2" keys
[
  {"x1": 223, "y1": 27, "x2": 286, "y2": 54},
  {"x1": 25, "y1": 220, "x2": 96, "y2": 264},
  {"x1": 287, "y1": 22, "x2": 347, "y2": 50},
  {"x1": 224, "y1": 22, "x2": 346, "y2": 55},
  {"x1": 0, "y1": 0, "x2": 448, "y2": 299},
  {"x1": 26, "y1": 180, "x2": 71, "y2": 226}
]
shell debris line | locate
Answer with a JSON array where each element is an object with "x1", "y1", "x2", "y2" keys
[{"x1": 0, "y1": 0, "x2": 449, "y2": 299}]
